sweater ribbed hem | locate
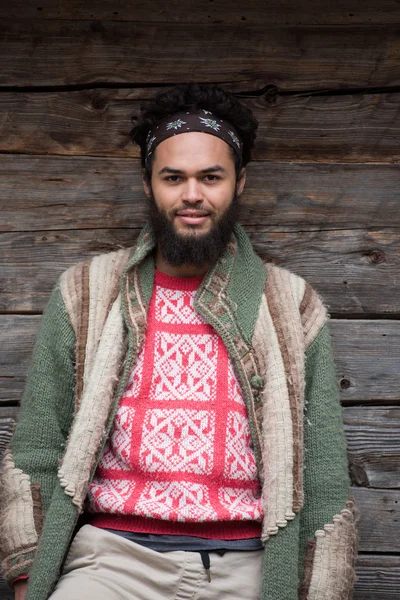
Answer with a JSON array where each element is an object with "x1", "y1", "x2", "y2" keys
[{"x1": 89, "y1": 514, "x2": 262, "y2": 539}]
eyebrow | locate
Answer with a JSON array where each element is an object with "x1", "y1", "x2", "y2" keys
[{"x1": 157, "y1": 165, "x2": 227, "y2": 176}]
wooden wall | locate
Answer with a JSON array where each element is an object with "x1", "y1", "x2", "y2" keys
[{"x1": 1, "y1": 1, "x2": 400, "y2": 597}]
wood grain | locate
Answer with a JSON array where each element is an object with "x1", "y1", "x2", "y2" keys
[
  {"x1": 0, "y1": 20, "x2": 399, "y2": 90},
  {"x1": 0, "y1": 404, "x2": 398, "y2": 553},
  {"x1": 1, "y1": 408, "x2": 399, "y2": 590},
  {"x1": 353, "y1": 555, "x2": 400, "y2": 599},
  {"x1": 333, "y1": 320, "x2": 400, "y2": 403},
  {"x1": 1, "y1": 227, "x2": 399, "y2": 316},
  {"x1": 1, "y1": 555, "x2": 399, "y2": 600},
  {"x1": 345, "y1": 408, "x2": 400, "y2": 488},
  {"x1": 1, "y1": 407, "x2": 398, "y2": 489},
  {"x1": 352, "y1": 487, "x2": 400, "y2": 553},
  {"x1": 1, "y1": 90, "x2": 399, "y2": 162},
  {"x1": 1, "y1": 156, "x2": 400, "y2": 233},
  {"x1": 1, "y1": 317, "x2": 399, "y2": 404},
  {"x1": 1, "y1": 0, "x2": 400, "y2": 25}
]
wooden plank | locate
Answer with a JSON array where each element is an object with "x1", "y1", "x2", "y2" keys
[
  {"x1": 1, "y1": 227, "x2": 400, "y2": 316},
  {"x1": 249, "y1": 228, "x2": 400, "y2": 317},
  {"x1": 0, "y1": 20, "x2": 399, "y2": 90},
  {"x1": 0, "y1": 317, "x2": 38, "y2": 404},
  {"x1": 1, "y1": 90, "x2": 399, "y2": 162},
  {"x1": 0, "y1": 407, "x2": 399, "y2": 553},
  {"x1": 1, "y1": 406, "x2": 400, "y2": 552},
  {"x1": 1, "y1": 317, "x2": 399, "y2": 404},
  {"x1": 0, "y1": 229, "x2": 139, "y2": 313},
  {"x1": 2, "y1": 0, "x2": 400, "y2": 25},
  {"x1": 1, "y1": 406, "x2": 399, "y2": 588},
  {"x1": 354, "y1": 555, "x2": 400, "y2": 599},
  {"x1": 333, "y1": 321, "x2": 400, "y2": 403},
  {"x1": 353, "y1": 487, "x2": 400, "y2": 553},
  {"x1": 0, "y1": 559, "x2": 399, "y2": 600},
  {"x1": 344, "y1": 408, "x2": 400, "y2": 488},
  {"x1": 1, "y1": 156, "x2": 400, "y2": 233},
  {"x1": 1, "y1": 406, "x2": 398, "y2": 491}
]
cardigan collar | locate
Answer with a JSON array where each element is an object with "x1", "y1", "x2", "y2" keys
[{"x1": 121, "y1": 221, "x2": 267, "y2": 346}]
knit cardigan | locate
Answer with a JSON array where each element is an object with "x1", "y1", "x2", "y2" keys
[{"x1": 0, "y1": 224, "x2": 358, "y2": 600}]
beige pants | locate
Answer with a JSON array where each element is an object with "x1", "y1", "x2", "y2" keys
[{"x1": 49, "y1": 524, "x2": 263, "y2": 600}]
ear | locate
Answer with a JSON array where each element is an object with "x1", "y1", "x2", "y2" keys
[
  {"x1": 236, "y1": 167, "x2": 246, "y2": 197},
  {"x1": 142, "y1": 169, "x2": 151, "y2": 198}
]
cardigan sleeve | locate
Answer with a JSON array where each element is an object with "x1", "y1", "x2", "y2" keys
[
  {"x1": 298, "y1": 315, "x2": 359, "y2": 599},
  {"x1": 0, "y1": 281, "x2": 76, "y2": 587}
]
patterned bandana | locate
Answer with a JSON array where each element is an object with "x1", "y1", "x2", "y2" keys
[{"x1": 145, "y1": 109, "x2": 243, "y2": 166}]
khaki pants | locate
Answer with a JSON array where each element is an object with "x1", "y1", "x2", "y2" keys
[{"x1": 49, "y1": 524, "x2": 263, "y2": 600}]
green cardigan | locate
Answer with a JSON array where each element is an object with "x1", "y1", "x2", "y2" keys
[{"x1": 0, "y1": 224, "x2": 358, "y2": 600}]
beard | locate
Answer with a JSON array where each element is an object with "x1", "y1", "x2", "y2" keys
[{"x1": 148, "y1": 189, "x2": 241, "y2": 268}]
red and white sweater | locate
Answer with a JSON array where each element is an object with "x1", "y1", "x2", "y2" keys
[{"x1": 88, "y1": 270, "x2": 262, "y2": 539}]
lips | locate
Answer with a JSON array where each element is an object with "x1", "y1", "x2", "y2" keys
[
  {"x1": 176, "y1": 210, "x2": 210, "y2": 217},
  {"x1": 175, "y1": 209, "x2": 210, "y2": 225}
]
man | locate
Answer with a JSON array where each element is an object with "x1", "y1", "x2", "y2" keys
[{"x1": 1, "y1": 83, "x2": 358, "y2": 600}]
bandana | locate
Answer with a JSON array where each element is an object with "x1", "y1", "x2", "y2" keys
[{"x1": 145, "y1": 109, "x2": 243, "y2": 166}]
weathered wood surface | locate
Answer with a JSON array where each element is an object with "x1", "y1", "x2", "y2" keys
[
  {"x1": 1, "y1": 90, "x2": 399, "y2": 162},
  {"x1": 0, "y1": 407, "x2": 400, "y2": 553},
  {"x1": 0, "y1": 407, "x2": 399, "y2": 595},
  {"x1": 1, "y1": 317, "x2": 399, "y2": 404},
  {"x1": 0, "y1": 408, "x2": 399, "y2": 551},
  {"x1": 1, "y1": 407, "x2": 399, "y2": 489},
  {"x1": 2, "y1": 0, "x2": 400, "y2": 25},
  {"x1": 0, "y1": 21, "x2": 399, "y2": 90},
  {"x1": 352, "y1": 488, "x2": 400, "y2": 552},
  {"x1": 1, "y1": 156, "x2": 400, "y2": 233},
  {"x1": 1, "y1": 227, "x2": 399, "y2": 316},
  {"x1": 345, "y1": 408, "x2": 400, "y2": 488},
  {"x1": 2, "y1": 558, "x2": 398, "y2": 600},
  {"x1": 1, "y1": 555, "x2": 399, "y2": 600},
  {"x1": 353, "y1": 555, "x2": 400, "y2": 599},
  {"x1": 333, "y1": 320, "x2": 400, "y2": 403}
]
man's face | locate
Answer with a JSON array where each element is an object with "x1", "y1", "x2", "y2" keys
[{"x1": 142, "y1": 132, "x2": 246, "y2": 267}]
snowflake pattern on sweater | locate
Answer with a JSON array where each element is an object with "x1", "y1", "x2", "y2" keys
[{"x1": 88, "y1": 270, "x2": 262, "y2": 536}]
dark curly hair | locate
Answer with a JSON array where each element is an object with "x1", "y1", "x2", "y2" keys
[{"x1": 129, "y1": 83, "x2": 258, "y2": 181}]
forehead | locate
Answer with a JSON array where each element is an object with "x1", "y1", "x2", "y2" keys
[{"x1": 152, "y1": 131, "x2": 234, "y2": 171}]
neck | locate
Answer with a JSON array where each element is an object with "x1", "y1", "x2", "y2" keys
[{"x1": 155, "y1": 246, "x2": 210, "y2": 278}]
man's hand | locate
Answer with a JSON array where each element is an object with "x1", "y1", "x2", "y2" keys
[{"x1": 13, "y1": 580, "x2": 28, "y2": 600}]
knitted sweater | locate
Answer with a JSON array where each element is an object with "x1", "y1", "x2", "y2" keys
[
  {"x1": 88, "y1": 270, "x2": 262, "y2": 537},
  {"x1": 0, "y1": 224, "x2": 358, "y2": 600}
]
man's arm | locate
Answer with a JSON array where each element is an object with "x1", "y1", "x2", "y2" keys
[
  {"x1": 299, "y1": 317, "x2": 359, "y2": 599},
  {"x1": 0, "y1": 282, "x2": 76, "y2": 587}
]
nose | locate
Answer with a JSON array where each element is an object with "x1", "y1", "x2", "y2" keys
[{"x1": 180, "y1": 178, "x2": 203, "y2": 204}]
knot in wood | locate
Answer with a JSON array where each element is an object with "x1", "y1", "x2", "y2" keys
[
  {"x1": 263, "y1": 85, "x2": 279, "y2": 106},
  {"x1": 339, "y1": 377, "x2": 351, "y2": 391},
  {"x1": 366, "y1": 249, "x2": 386, "y2": 265},
  {"x1": 91, "y1": 96, "x2": 107, "y2": 111}
]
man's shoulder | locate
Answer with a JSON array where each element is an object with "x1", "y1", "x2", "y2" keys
[
  {"x1": 60, "y1": 246, "x2": 134, "y2": 288},
  {"x1": 263, "y1": 261, "x2": 309, "y2": 306},
  {"x1": 57, "y1": 246, "x2": 134, "y2": 330},
  {"x1": 262, "y1": 261, "x2": 328, "y2": 339}
]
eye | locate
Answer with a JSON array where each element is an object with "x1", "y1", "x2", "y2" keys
[
  {"x1": 204, "y1": 174, "x2": 220, "y2": 182},
  {"x1": 166, "y1": 175, "x2": 181, "y2": 182}
]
